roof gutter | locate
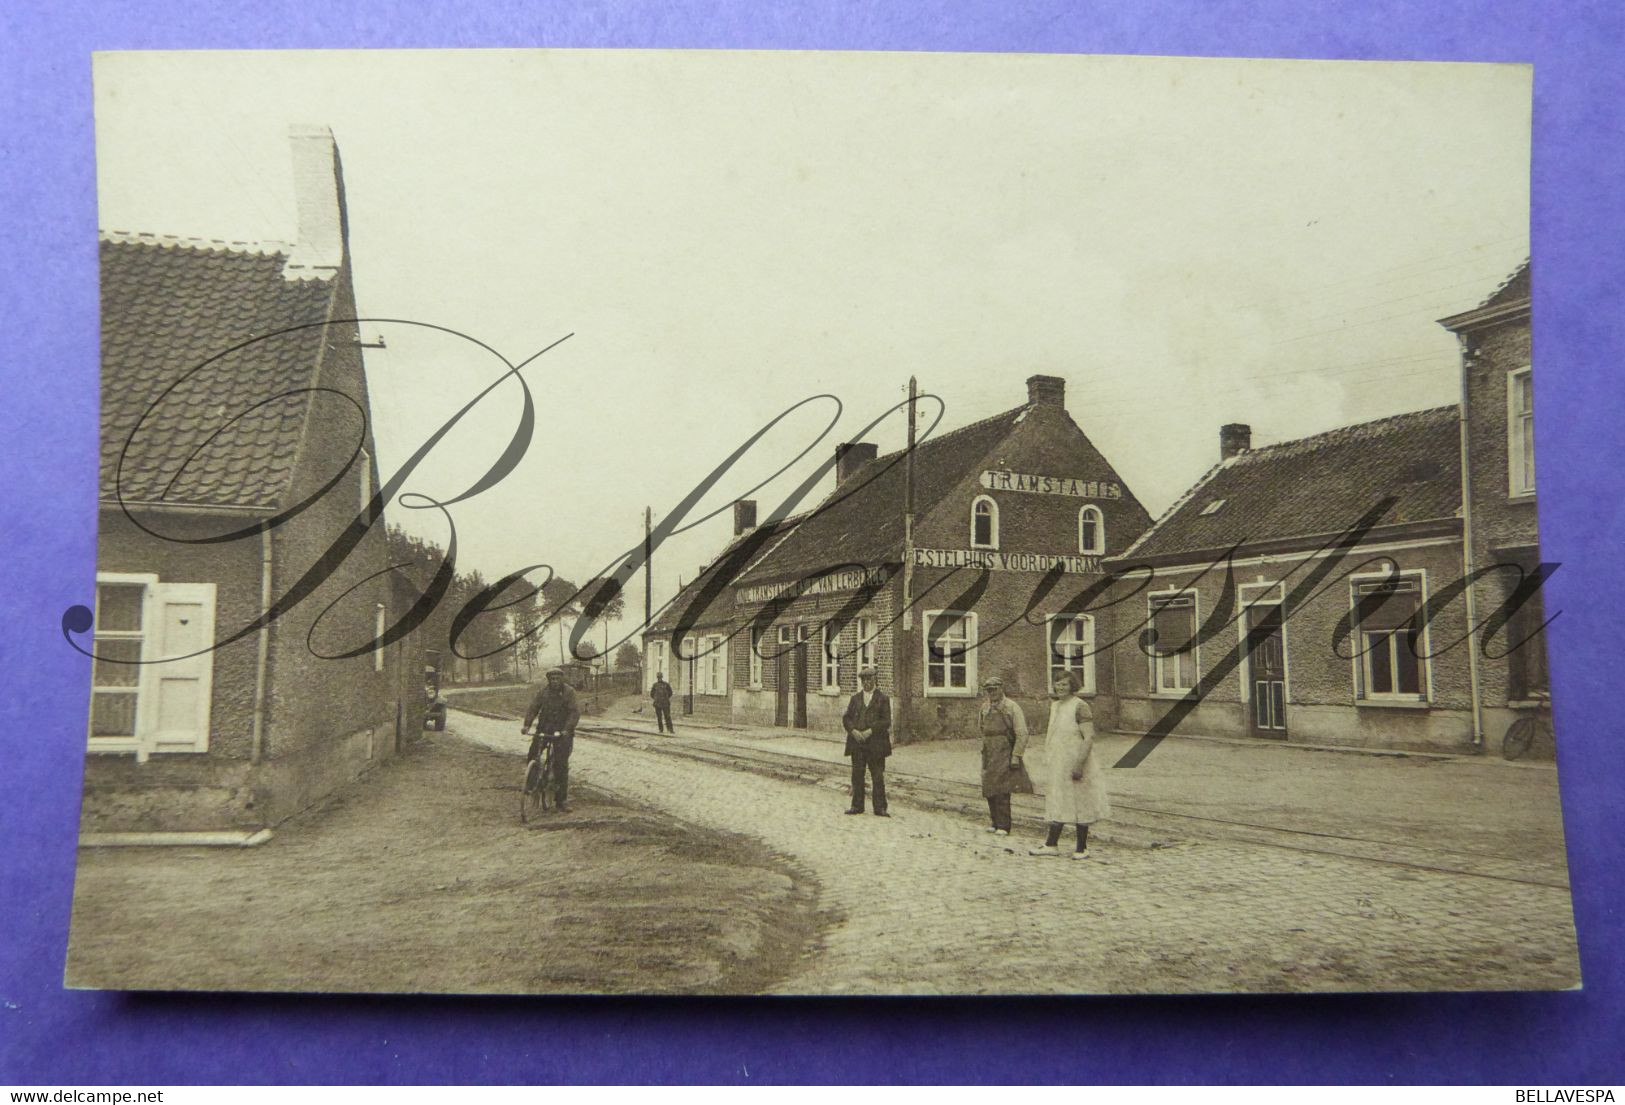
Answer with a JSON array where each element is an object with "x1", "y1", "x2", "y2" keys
[
  {"x1": 250, "y1": 524, "x2": 273, "y2": 765},
  {"x1": 1455, "y1": 338, "x2": 1486, "y2": 751}
]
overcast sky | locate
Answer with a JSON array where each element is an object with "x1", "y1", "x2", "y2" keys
[{"x1": 94, "y1": 50, "x2": 1530, "y2": 661}]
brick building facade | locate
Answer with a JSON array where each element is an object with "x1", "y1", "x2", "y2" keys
[
  {"x1": 1440, "y1": 262, "x2": 1550, "y2": 754},
  {"x1": 1106, "y1": 409, "x2": 1474, "y2": 753},
  {"x1": 85, "y1": 126, "x2": 423, "y2": 832},
  {"x1": 644, "y1": 375, "x2": 1153, "y2": 740}
]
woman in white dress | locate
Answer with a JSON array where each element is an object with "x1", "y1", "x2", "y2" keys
[{"x1": 1029, "y1": 670, "x2": 1110, "y2": 859}]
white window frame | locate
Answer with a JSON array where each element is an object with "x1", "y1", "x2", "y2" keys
[
  {"x1": 681, "y1": 636, "x2": 696, "y2": 694},
  {"x1": 970, "y1": 495, "x2": 1000, "y2": 550},
  {"x1": 1078, "y1": 505, "x2": 1105, "y2": 555},
  {"x1": 1348, "y1": 570, "x2": 1432, "y2": 704},
  {"x1": 88, "y1": 572, "x2": 158, "y2": 755},
  {"x1": 373, "y1": 603, "x2": 387, "y2": 672},
  {"x1": 701, "y1": 634, "x2": 728, "y2": 696},
  {"x1": 855, "y1": 615, "x2": 876, "y2": 672},
  {"x1": 748, "y1": 626, "x2": 764, "y2": 688},
  {"x1": 359, "y1": 447, "x2": 373, "y2": 512},
  {"x1": 87, "y1": 574, "x2": 216, "y2": 759},
  {"x1": 647, "y1": 640, "x2": 668, "y2": 690},
  {"x1": 819, "y1": 624, "x2": 841, "y2": 693},
  {"x1": 1508, "y1": 366, "x2": 1535, "y2": 498},
  {"x1": 1146, "y1": 589, "x2": 1199, "y2": 697},
  {"x1": 1045, "y1": 613, "x2": 1096, "y2": 695},
  {"x1": 923, "y1": 610, "x2": 978, "y2": 697}
]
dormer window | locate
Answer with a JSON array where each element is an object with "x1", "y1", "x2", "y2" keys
[
  {"x1": 971, "y1": 495, "x2": 999, "y2": 549},
  {"x1": 1078, "y1": 505, "x2": 1105, "y2": 555}
]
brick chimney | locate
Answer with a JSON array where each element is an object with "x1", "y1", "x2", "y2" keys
[
  {"x1": 1026, "y1": 374, "x2": 1066, "y2": 409},
  {"x1": 283, "y1": 124, "x2": 347, "y2": 280},
  {"x1": 836, "y1": 442, "x2": 879, "y2": 484},
  {"x1": 1220, "y1": 423, "x2": 1252, "y2": 460},
  {"x1": 732, "y1": 499, "x2": 758, "y2": 535}
]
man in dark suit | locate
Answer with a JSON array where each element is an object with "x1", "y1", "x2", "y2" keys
[
  {"x1": 650, "y1": 671, "x2": 675, "y2": 734},
  {"x1": 842, "y1": 667, "x2": 893, "y2": 817}
]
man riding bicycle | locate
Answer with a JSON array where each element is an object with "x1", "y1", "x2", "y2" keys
[{"x1": 523, "y1": 668, "x2": 581, "y2": 812}]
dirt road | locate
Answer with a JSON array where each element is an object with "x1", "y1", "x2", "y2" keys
[{"x1": 66, "y1": 735, "x2": 819, "y2": 995}]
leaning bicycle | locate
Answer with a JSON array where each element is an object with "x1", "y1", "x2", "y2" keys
[
  {"x1": 1501, "y1": 696, "x2": 1554, "y2": 761},
  {"x1": 520, "y1": 727, "x2": 564, "y2": 822}
]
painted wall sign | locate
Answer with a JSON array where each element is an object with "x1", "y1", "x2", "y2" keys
[
  {"x1": 979, "y1": 469, "x2": 1122, "y2": 499},
  {"x1": 736, "y1": 566, "x2": 888, "y2": 606},
  {"x1": 914, "y1": 548, "x2": 1102, "y2": 574}
]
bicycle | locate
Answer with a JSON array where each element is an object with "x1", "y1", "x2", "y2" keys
[
  {"x1": 1501, "y1": 697, "x2": 1554, "y2": 761},
  {"x1": 520, "y1": 727, "x2": 564, "y2": 822}
]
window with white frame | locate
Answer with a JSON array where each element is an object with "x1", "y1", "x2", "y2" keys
[
  {"x1": 748, "y1": 626, "x2": 764, "y2": 688},
  {"x1": 1509, "y1": 367, "x2": 1535, "y2": 496},
  {"x1": 1352, "y1": 576, "x2": 1427, "y2": 701},
  {"x1": 855, "y1": 615, "x2": 876, "y2": 672},
  {"x1": 1148, "y1": 593, "x2": 1198, "y2": 694},
  {"x1": 1078, "y1": 506, "x2": 1105, "y2": 555},
  {"x1": 970, "y1": 496, "x2": 999, "y2": 549},
  {"x1": 88, "y1": 574, "x2": 216, "y2": 756},
  {"x1": 89, "y1": 577, "x2": 150, "y2": 750},
  {"x1": 1046, "y1": 614, "x2": 1095, "y2": 693},
  {"x1": 821, "y1": 624, "x2": 840, "y2": 691},
  {"x1": 648, "y1": 639, "x2": 667, "y2": 686},
  {"x1": 924, "y1": 611, "x2": 977, "y2": 694},
  {"x1": 702, "y1": 634, "x2": 728, "y2": 695},
  {"x1": 359, "y1": 447, "x2": 372, "y2": 512},
  {"x1": 681, "y1": 636, "x2": 696, "y2": 693},
  {"x1": 373, "y1": 603, "x2": 387, "y2": 672}
]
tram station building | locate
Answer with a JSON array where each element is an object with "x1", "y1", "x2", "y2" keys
[{"x1": 644, "y1": 375, "x2": 1153, "y2": 739}]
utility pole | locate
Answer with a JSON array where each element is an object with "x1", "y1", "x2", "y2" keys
[
  {"x1": 899, "y1": 376, "x2": 918, "y2": 742},
  {"x1": 644, "y1": 506, "x2": 654, "y2": 693},
  {"x1": 644, "y1": 506, "x2": 653, "y2": 628}
]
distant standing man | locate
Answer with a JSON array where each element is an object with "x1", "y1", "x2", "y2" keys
[
  {"x1": 523, "y1": 668, "x2": 581, "y2": 811},
  {"x1": 843, "y1": 667, "x2": 893, "y2": 817},
  {"x1": 978, "y1": 676, "x2": 1030, "y2": 835},
  {"x1": 651, "y1": 671, "x2": 675, "y2": 734}
]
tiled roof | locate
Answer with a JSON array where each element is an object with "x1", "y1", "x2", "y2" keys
[
  {"x1": 646, "y1": 518, "x2": 803, "y2": 634},
  {"x1": 1119, "y1": 406, "x2": 1462, "y2": 563},
  {"x1": 734, "y1": 405, "x2": 1027, "y2": 584},
  {"x1": 1479, "y1": 259, "x2": 1530, "y2": 310},
  {"x1": 100, "y1": 235, "x2": 338, "y2": 509}
]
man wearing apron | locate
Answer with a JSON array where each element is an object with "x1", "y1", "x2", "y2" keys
[{"x1": 978, "y1": 676, "x2": 1030, "y2": 835}]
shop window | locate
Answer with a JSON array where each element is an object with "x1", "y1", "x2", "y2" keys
[
  {"x1": 1508, "y1": 367, "x2": 1535, "y2": 496},
  {"x1": 1047, "y1": 614, "x2": 1095, "y2": 693},
  {"x1": 971, "y1": 496, "x2": 999, "y2": 549},
  {"x1": 1352, "y1": 576, "x2": 1428, "y2": 702},
  {"x1": 924, "y1": 611, "x2": 977, "y2": 694},
  {"x1": 821, "y1": 624, "x2": 840, "y2": 691},
  {"x1": 1078, "y1": 506, "x2": 1105, "y2": 555},
  {"x1": 1148, "y1": 593, "x2": 1198, "y2": 694}
]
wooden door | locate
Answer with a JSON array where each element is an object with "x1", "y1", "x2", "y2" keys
[
  {"x1": 1248, "y1": 604, "x2": 1287, "y2": 738},
  {"x1": 792, "y1": 630, "x2": 810, "y2": 729}
]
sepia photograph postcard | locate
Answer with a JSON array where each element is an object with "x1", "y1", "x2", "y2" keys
[{"x1": 66, "y1": 48, "x2": 1576, "y2": 996}]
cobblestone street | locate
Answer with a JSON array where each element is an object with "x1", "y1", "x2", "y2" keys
[{"x1": 451, "y1": 711, "x2": 1581, "y2": 995}]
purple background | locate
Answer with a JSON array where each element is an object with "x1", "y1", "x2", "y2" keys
[{"x1": 3, "y1": 0, "x2": 1622, "y2": 1085}]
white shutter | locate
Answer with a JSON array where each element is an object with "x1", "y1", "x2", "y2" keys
[{"x1": 142, "y1": 583, "x2": 216, "y2": 755}]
